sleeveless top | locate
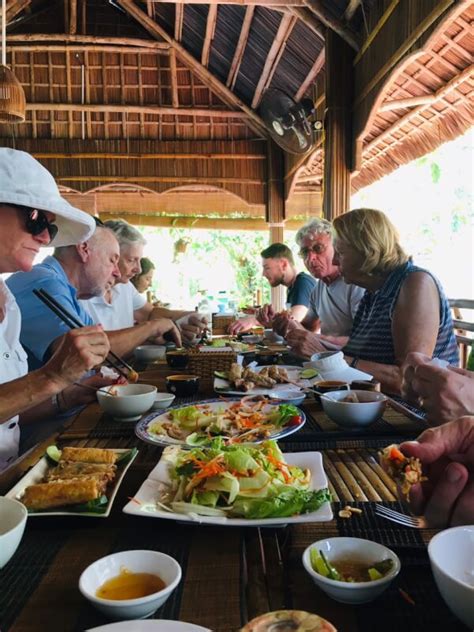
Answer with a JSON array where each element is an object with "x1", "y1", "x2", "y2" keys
[{"x1": 343, "y1": 261, "x2": 459, "y2": 366}]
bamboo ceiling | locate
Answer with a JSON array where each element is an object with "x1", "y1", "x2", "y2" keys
[{"x1": 0, "y1": 0, "x2": 472, "y2": 226}]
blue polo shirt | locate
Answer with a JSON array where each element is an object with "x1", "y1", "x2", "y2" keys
[{"x1": 6, "y1": 256, "x2": 93, "y2": 369}]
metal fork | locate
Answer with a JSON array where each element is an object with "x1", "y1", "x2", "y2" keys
[{"x1": 374, "y1": 504, "x2": 428, "y2": 528}]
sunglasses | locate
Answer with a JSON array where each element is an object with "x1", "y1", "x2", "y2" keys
[
  {"x1": 299, "y1": 243, "x2": 328, "y2": 258},
  {"x1": 19, "y1": 206, "x2": 58, "y2": 242}
]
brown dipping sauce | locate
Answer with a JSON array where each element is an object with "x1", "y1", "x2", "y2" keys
[{"x1": 96, "y1": 568, "x2": 166, "y2": 600}]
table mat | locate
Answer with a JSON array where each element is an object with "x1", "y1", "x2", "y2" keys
[{"x1": 0, "y1": 528, "x2": 71, "y2": 631}]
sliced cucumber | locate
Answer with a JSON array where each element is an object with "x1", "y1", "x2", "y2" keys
[
  {"x1": 300, "y1": 368, "x2": 318, "y2": 379},
  {"x1": 214, "y1": 370, "x2": 229, "y2": 379},
  {"x1": 45, "y1": 445, "x2": 62, "y2": 463}
]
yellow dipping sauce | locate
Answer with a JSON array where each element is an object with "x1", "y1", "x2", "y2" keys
[{"x1": 96, "y1": 568, "x2": 166, "y2": 600}]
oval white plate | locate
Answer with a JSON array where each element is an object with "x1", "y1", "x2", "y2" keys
[{"x1": 87, "y1": 621, "x2": 210, "y2": 632}]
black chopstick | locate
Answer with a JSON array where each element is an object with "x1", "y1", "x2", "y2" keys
[{"x1": 33, "y1": 288, "x2": 132, "y2": 380}]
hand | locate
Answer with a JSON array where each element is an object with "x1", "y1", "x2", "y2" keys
[
  {"x1": 176, "y1": 312, "x2": 208, "y2": 345},
  {"x1": 228, "y1": 316, "x2": 257, "y2": 335},
  {"x1": 285, "y1": 328, "x2": 327, "y2": 357},
  {"x1": 272, "y1": 312, "x2": 292, "y2": 337},
  {"x1": 43, "y1": 326, "x2": 110, "y2": 389},
  {"x1": 256, "y1": 304, "x2": 275, "y2": 327},
  {"x1": 402, "y1": 352, "x2": 474, "y2": 423},
  {"x1": 148, "y1": 318, "x2": 182, "y2": 346},
  {"x1": 400, "y1": 416, "x2": 474, "y2": 527},
  {"x1": 62, "y1": 374, "x2": 120, "y2": 408}
]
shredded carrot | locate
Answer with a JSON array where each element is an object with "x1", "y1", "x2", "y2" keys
[
  {"x1": 127, "y1": 496, "x2": 142, "y2": 505},
  {"x1": 398, "y1": 588, "x2": 415, "y2": 606},
  {"x1": 390, "y1": 446, "x2": 405, "y2": 462},
  {"x1": 266, "y1": 452, "x2": 292, "y2": 483}
]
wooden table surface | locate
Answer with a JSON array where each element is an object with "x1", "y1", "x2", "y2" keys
[{"x1": 0, "y1": 369, "x2": 468, "y2": 632}]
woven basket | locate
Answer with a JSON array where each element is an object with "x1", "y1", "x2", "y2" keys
[
  {"x1": 187, "y1": 349, "x2": 237, "y2": 379},
  {"x1": 212, "y1": 314, "x2": 235, "y2": 335}
]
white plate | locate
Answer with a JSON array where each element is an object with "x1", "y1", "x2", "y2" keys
[
  {"x1": 135, "y1": 398, "x2": 306, "y2": 448},
  {"x1": 6, "y1": 449, "x2": 138, "y2": 518},
  {"x1": 123, "y1": 451, "x2": 333, "y2": 526},
  {"x1": 214, "y1": 365, "x2": 319, "y2": 396},
  {"x1": 87, "y1": 621, "x2": 210, "y2": 632}
]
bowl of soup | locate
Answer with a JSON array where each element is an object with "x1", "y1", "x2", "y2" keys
[
  {"x1": 302, "y1": 537, "x2": 400, "y2": 604},
  {"x1": 97, "y1": 384, "x2": 157, "y2": 421},
  {"x1": 0, "y1": 497, "x2": 28, "y2": 569},
  {"x1": 166, "y1": 374, "x2": 200, "y2": 397},
  {"x1": 319, "y1": 390, "x2": 387, "y2": 428},
  {"x1": 79, "y1": 549, "x2": 182, "y2": 620}
]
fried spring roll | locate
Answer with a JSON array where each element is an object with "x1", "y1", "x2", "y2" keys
[
  {"x1": 60, "y1": 447, "x2": 117, "y2": 465},
  {"x1": 46, "y1": 462, "x2": 117, "y2": 483},
  {"x1": 22, "y1": 477, "x2": 101, "y2": 510}
]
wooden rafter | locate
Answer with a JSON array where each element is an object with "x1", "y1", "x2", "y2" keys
[
  {"x1": 169, "y1": 48, "x2": 179, "y2": 108},
  {"x1": 33, "y1": 152, "x2": 266, "y2": 160},
  {"x1": 344, "y1": 0, "x2": 361, "y2": 22},
  {"x1": 289, "y1": 7, "x2": 324, "y2": 41},
  {"x1": 302, "y1": 0, "x2": 359, "y2": 50},
  {"x1": 116, "y1": 0, "x2": 267, "y2": 137},
  {"x1": 252, "y1": 15, "x2": 297, "y2": 109},
  {"x1": 26, "y1": 103, "x2": 252, "y2": 119},
  {"x1": 147, "y1": 0, "x2": 302, "y2": 4},
  {"x1": 175, "y1": 3, "x2": 184, "y2": 41},
  {"x1": 57, "y1": 175, "x2": 264, "y2": 184},
  {"x1": 2, "y1": 0, "x2": 30, "y2": 25},
  {"x1": 202, "y1": 4, "x2": 218, "y2": 67},
  {"x1": 8, "y1": 33, "x2": 170, "y2": 49},
  {"x1": 226, "y1": 5, "x2": 254, "y2": 89},
  {"x1": 69, "y1": 0, "x2": 77, "y2": 34},
  {"x1": 294, "y1": 48, "x2": 325, "y2": 101}
]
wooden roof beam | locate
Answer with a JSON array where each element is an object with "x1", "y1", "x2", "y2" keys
[
  {"x1": 8, "y1": 33, "x2": 170, "y2": 49},
  {"x1": 26, "y1": 103, "x2": 252, "y2": 119},
  {"x1": 252, "y1": 15, "x2": 297, "y2": 109},
  {"x1": 69, "y1": 0, "x2": 77, "y2": 34},
  {"x1": 116, "y1": 0, "x2": 267, "y2": 137},
  {"x1": 344, "y1": 0, "x2": 361, "y2": 22},
  {"x1": 302, "y1": 0, "x2": 359, "y2": 50},
  {"x1": 148, "y1": 0, "x2": 302, "y2": 4},
  {"x1": 202, "y1": 4, "x2": 218, "y2": 67},
  {"x1": 175, "y1": 3, "x2": 184, "y2": 41},
  {"x1": 57, "y1": 175, "x2": 264, "y2": 184},
  {"x1": 226, "y1": 5, "x2": 254, "y2": 90},
  {"x1": 289, "y1": 7, "x2": 324, "y2": 41},
  {"x1": 2, "y1": 0, "x2": 30, "y2": 26},
  {"x1": 294, "y1": 47, "x2": 325, "y2": 101}
]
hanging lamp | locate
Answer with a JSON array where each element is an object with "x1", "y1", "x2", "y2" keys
[{"x1": 0, "y1": 0, "x2": 25, "y2": 122}]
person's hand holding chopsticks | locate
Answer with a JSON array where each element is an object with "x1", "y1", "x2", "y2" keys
[
  {"x1": 146, "y1": 317, "x2": 182, "y2": 347},
  {"x1": 43, "y1": 325, "x2": 110, "y2": 390}
]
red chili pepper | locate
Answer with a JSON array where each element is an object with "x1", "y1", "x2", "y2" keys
[{"x1": 285, "y1": 415, "x2": 302, "y2": 427}]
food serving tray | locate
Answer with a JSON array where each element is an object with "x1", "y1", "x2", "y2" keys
[
  {"x1": 123, "y1": 450, "x2": 332, "y2": 526},
  {"x1": 6, "y1": 448, "x2": 138, "y2": 518}
]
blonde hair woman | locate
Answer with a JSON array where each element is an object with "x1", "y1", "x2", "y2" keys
[{"x1": 332, "y1": 208, "x2": 458, "y2": 396}]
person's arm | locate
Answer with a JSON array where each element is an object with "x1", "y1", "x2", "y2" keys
[
  {"x1": 229, "y1": 315, "x2": 259, "y2": 335},
  {"x1": 289, "y1": 304, "x2": 309, "y2": 322},
  {"x1": 106, "y1": 318, "x2": 181, "y2": 356},
  {"x1": 345, "y1": 272, "x2": 442, "y2": 394},
  {"x1": 0, "y1": 327, "x2": 109, "y2": 424},
  {"x1": 400, "y1": 416, "x2": 474, "y2": 527}
]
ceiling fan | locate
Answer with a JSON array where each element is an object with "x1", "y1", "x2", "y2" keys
[{"x1": 259, "y1": 88, "x2": 323, "y2": 154}]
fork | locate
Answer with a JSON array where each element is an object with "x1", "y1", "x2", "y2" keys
[{"x1": 374, "y1": 504, "x2": 428, "y2": 529}]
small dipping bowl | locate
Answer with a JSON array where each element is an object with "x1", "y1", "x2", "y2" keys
[
  {"x1": 0, "y1": 497, "x2": 28, "y2": 569},
  {"x1": 166, "y1": 350, "x2": 189, "y2": 369},
  {"x1": 166, "y1": 374, "x2": 200, "y2": 397},
  {"x1": 79, "y1": 549, "x2": 182, "y2": 620},
  {"x1": 269, "y1": 390, "x2": 306, "y2": 406},
  {"x1": 151, "y1": 392, "x2": 176, "y2": 411},
  {"x1": 134, "y1": 345, "x2": 166, "y2": 363},
  {"x1": 302, "y1": 537, "x2": 400, "y2": 604},
  {"x1": 255, "y1": 350, "x2": 282, "y2": 365},
  {"x1": 320, "y1": 390, "x2": 387, "y2": 428},
  {"x1": 97, "y1": 384, "x2": 157, "y2": 421}
]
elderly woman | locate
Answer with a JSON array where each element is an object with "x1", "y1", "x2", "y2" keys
[
  {"x1": 332, "y1": 208, "x2": 458, "y2": 395},
  {"x1": 131, "y1": 257, "x2": 155, "y2": 294}
]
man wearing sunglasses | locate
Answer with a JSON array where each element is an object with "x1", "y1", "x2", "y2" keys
[
  {"x1": 272, "y1": 218, "x2": 364, "y2": 357},
  {"x1": 0, "y1": 149, "x2": 113, "y2": 471}
]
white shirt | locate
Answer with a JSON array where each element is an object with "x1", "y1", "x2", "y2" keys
[
  {"x1": 80, "y1": 282, "x2": 147, "y2": 331},
  {"x1": 0, "y1": 278, "x2": 28, "y2": 470},
  {"x1": 306, "y1": 277, "x2": 365, "y2": 337}
]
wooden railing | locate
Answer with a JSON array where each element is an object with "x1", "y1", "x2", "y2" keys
[{"x1": 449, "y1": 298, "x2": 474, "y2": 368}]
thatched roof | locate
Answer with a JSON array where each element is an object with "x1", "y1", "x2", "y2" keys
[{"x1": 0, "y1": 0, "x2": 472, "y2": 224}]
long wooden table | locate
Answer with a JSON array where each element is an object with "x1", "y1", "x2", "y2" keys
[{"x1": 0, "y1": 370, "x2": 469, "y2": 632}]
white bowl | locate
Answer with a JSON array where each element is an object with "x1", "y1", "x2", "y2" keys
[
  {"x1": 97, "y1": 384, "x2": 157, "y2": 421},
  {"x1": 269, "y1": 390, "x2": 306, "y2": 406},
  {"x1": 428, "y1": 525, "x2": 474, "y2": 628},
  {"x1": 0, "y1": 497, "x2": 28, "y2": 568},
  {"x1": 79, "y1": 549, "x2": 182, "y2": 620},
  {"x1": 241, "y1": 334, "x2": 264, "y2": 344},
  {"x1": 320, "y1": 390, "x2": 387, "y2": 428},
  {"x1": 151, "y1": 392, "x2": 176, "y2": 410},
  {"x1": 302, "y1": 537, "x2": 400, "y2": 604},
  {"x1": 134, "y1": 345, "x2": 166, "y2": 363}
]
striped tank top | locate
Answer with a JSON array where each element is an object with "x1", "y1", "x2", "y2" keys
[{"x1": 343, "y1": 261, "x2": 459, "y2": 366}]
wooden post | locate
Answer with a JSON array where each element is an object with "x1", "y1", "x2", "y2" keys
[
  {"x1": 322, "y1": 29, "x2": 354, "y2": 220},
  {"x1": 266, "y1": 140, "x2": 286, "y2": 312}
]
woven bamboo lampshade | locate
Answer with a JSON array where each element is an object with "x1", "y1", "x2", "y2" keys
[{"x1": 0, "y1": 0, "x2": 25, "y2": 123}]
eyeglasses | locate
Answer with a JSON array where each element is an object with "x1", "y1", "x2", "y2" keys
[
  {"x1": 299, "y1": 243, "x2": 328, "y2": 258},
  {"x1": 19, "y1": 207, "x2": 58, "y2": 242}
]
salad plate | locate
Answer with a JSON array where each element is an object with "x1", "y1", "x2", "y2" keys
[
  {"x1": 214, "y1": 365, "x2": 319, "y2": 397},
  {"x1": 6, "y1": 448, "x2": 138, "y2": 518},
  {"x1": 135, "y1": 398, "x2": 306, "y2": 448},
  {"x1": 87, "y1": 622, "x2": 210, "y2": 632},
  {"x1": 123, "y1": 444, "x2": 333, "y2": 526}
]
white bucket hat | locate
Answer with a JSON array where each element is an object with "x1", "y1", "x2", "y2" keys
[{"x1": 0, "y1": 148, "x2": 95, "y2": 247}]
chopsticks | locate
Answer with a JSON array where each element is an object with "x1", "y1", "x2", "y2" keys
[{"x1": 33, "y1": 288, "x2": 132, "y2": 380}]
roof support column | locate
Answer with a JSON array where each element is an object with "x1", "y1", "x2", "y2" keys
[
  {"x1": 266, "y1": 139, "x2": 286, "y2": 312},
  {"x1": 322, "y1": 29, "x2": 354, "y2": 220}
]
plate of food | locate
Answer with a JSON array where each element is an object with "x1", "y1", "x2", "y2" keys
[
  {"x1": 214, "y1": 363, "x2": 319, "y2": 396},
  {"x1": 123, "y1": 440, "x2": 332, "y2": 526},
  {"x1": 6, "y1": 446, "x2": 138, "y2": 517},
  {"x1": 135, "y1": 397, "x2": 306, "y2": 448},
  {"x1": 201, "y1": 338, "x2": 254, "y2": 353}
]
